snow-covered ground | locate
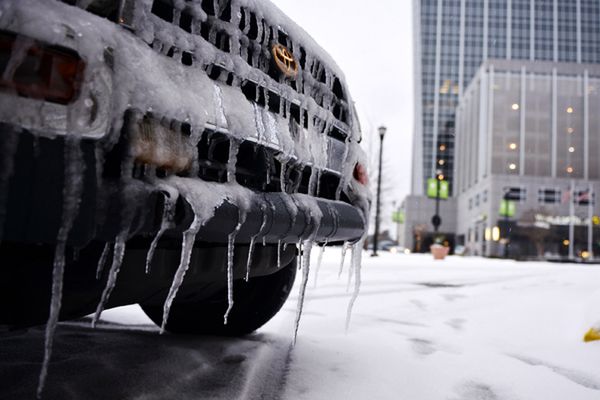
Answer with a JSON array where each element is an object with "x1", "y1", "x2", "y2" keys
[
  {"x1": 3, "y1": 249, "x2": 600, "y2": 399},
  {"x1": 270, "y1": 249, "x2": 600, "y2": 400}
]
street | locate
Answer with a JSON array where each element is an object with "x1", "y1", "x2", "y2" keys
[{"x1": 2, "y1": 249, "x2": 600, "y2": 399}]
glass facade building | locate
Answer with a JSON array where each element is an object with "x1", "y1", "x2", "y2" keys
[{"x1": 412, "y1": 0, "x2": 600, "y2": 196}]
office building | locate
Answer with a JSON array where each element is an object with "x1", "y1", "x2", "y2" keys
[
  {"x1": 401, "y1": 0, "x2": 600, "y2": 254},
  {"x1": 455, "y1": 59, "x2": 600, "y2": 258}
]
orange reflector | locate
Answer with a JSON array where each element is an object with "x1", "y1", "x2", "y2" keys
[{"x1": 131, "y1": 115, "x2": 194, "y2": 173}]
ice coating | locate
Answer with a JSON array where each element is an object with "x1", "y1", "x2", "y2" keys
[
  {"x1": 160, "y1": 209, "x2": 201, "y2": 333},
  {"x1": 0, "y1": 0, "x2": 373, "y2": 388},
  {"x1": 245, "y1": 236, "x2": 256, "y2": 282},
  {"x1": 92, "y1": 233, "x2": 127, "y2": 328},
  {"x1": 346, "y1": 247, "x2": 355, "y2": 293},
  {"x1": 338, "y1": 241, "x2": 349, "y2": 278},
  {"x1": 159, "y1": 176, "x2": 252, "y2": 332},
  {"x1": 145, "y1": 188, "x2": 178, "y2": 274},
  {"x1": 227, "y1": 140, "x2": 240, "y2": 183},
  {"x1": 224, "y1": 221, "x2": 243, "y2": 325},
  {"x1": 38, "y1": 138, "x2": 85, "y2": 399},
  {"x1": 277, "y1": 239, "x2": 282, "y2": 269},
  {"x1": 95, "y1": 242, "x2": 112, "y2": 280},
  {"x1": 2, "y1": 35, "x2": 34, "y2": 81},
  {"x1": 245, "y1": 203, "x2": 269, "y2": 281},
  {"x1": 291, "y1": 194, "x2": 324, "y2": 343},
  {"x1": 345, "y1": 238, "x2": 365, "y2": 331},
  {"x1": 0, "y1": 0, "x2": 365, "y2": 178},
  {"x1": 312, "y1": 241, "x2": 327, "y2": 288},
  {"x1": 293, "y1": 241, "x2": 312, "y2": 345}
]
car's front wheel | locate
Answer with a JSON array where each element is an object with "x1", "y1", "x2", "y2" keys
[{"x1": 140, "y1": 257, "x2": 297, "y2": 336}]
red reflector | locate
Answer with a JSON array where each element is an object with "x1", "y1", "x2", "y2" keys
[
  {"x1": 0, "y1": 31, "x2": 85, "y2": 105},
  {"x1": 353, "y1": 162, "x2": 368, "y2": 185}
]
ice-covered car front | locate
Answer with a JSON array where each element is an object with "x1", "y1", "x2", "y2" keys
[{"x1": 0, "y1": 0, "x2": 369, "y2": 345}]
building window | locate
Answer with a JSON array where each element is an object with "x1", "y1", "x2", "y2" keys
[
  {"x1": 574, "y1": 189, "x2": 595, "y2": 205},
  {"x1": 503, "y1": 187, "x2": 527, "y2": 202},
  {"x1": 483, "y1": 190, "x2": 488, "y2": 203},
  {"x1": 538, "y1": 188, "x2": 561, "y2": 204},
  {"x1": 468, "y1": 198, "x2": 473, "y2": 210}
]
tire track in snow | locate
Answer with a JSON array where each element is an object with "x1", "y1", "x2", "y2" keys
[{"x1": 508, "y1": 354, "x2": 600, "y2": 391}]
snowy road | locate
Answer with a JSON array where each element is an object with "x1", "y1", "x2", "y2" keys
[
  {"x1": 276, "y1": 250, "x2": 600, "y2": 400},
  {"x1": 2, "y1": 249, "x2": 600, "y2": 399}
]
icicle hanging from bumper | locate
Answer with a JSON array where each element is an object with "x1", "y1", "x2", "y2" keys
[
  {"x1": 92, "y1": 233, "x2": 127, "y2": 327},
  {"x1": 38, "y1": 137, "x2": 85, "y2": 399},
  {"x1": 95, "y1": 242, "x2": 112, "y2": 280},
  {"x1": 160, "y1": 213, "x2": 202, "y2": 334},
  {"x1": 345, "y1": 238, "x2": 365, "y2": 332}
]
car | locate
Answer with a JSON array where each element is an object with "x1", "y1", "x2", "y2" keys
[
  {"x1": 368, "y1": 239, "x2": 398, "y2": 252},
  {"x1": 0, "y1": 0, "x2": 369, "y2": 340}
]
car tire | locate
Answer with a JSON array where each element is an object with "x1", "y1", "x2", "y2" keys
[{"x1": 140, "y1": 257, "x2": 297, "y2": 336}]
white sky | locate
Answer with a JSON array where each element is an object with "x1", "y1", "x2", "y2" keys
[{"x1": 271, "y1": 0, "x2": 415, "y2": 204}]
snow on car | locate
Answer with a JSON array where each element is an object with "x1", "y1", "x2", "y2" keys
[{"x1": 0, "y1": 0, "x2": 370, "y2": 396}]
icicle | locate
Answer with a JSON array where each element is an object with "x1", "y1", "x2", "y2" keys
[
  {"x1": 262, "y1": 236, "x2": 267, "y2": 246},
  {"x1": 283, "y1": 242, "x2": 289, "y2": 252},
  {"x1": 265, "y1": 160, "x2": 271, "y2": 185},
  {"x1": 92, "y1": 233, "x2": 127, "y2": 327},
  {"x1": 38, "y1": 137, "x2": 85, "y2": 399},
  {"x1": 213, "y1": 83, "x2": 227, "y2": 129},
  {"x1": 145, "y1": 194, "x2": 174, "y2": 274},
  {"x1": 293, "y1": 241, "x2": 313, "y2": 345},
  {"x1": 345, "y1": 239, "x2": 365, "y2": 331},
  {"x1": 307, "y1": 168, "x2": 317, "y2": 196},
  {"x1": 335, "y1": 143, "x2": 351, "y2": 201},
  {"x1": 256, "y1": 15, "x2": 264, "y2": 45},
  {"x1": 95, "y1": 242, "x2": 111, "y2": 280},
  {"x1": 297, "y1": 240, "x2": 303, "y2": 270},
  {"x1": 37, "y1": 243, "x2": 66, "y2": 399},
  {"x1": 253, "y1": 103, "x2": 265, "y2": 143},
  {"x1": 279, "y1": 161, "x2": 287, "y2": 193},
  {"x1": 245, "y1": 205, "x2": 268, "y2": 281},
  {"x1": 314, "y1": 170, "x2": 322, "y2": 198},
  {"x1": 312, "y1": 241, "x2": 327, "y2": 288},
  {"x1": 345, "y1": 245, "x2": 355, "y2": 293},
  {"x1": 224, "y1": 225, "x2": 241, "y2": 325},
  {"x1": 277, "y1": 239, "x2": 282, "y2": 269},
  {"x1": 227, "y1": 140, "x2": 240, "y2": 183},
  {"x1": 245, "y1": 236, "x2": 256, "y2": 282},
  {"x1": 160, "y1": 213, "x2": 202, "y2": 333},
  {"x1": 338, "y1": 242, "x2": 349, "y2": 278}
]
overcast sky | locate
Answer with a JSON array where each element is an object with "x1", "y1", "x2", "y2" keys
[{"x1": 271, "y1": 0, "x2": 415, "y2": 205}]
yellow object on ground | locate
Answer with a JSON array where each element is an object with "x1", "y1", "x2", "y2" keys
[{"x1": 583, "y1": 328, "x2": 600, "y2": 342}]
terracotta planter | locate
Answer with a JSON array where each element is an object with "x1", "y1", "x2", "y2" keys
[{"x1": 430, "y1": 245, "x2": 449, "y2": 260}]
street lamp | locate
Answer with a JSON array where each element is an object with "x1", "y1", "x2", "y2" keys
[
  {"x1": 372, "y1": 125, "x2": 387, "y2": 257},
  {"x1": 432, "y1": 169, "x2": 443, "y2": 233}
]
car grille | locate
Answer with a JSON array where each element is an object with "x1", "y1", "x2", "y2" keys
[
  {"x1": 106, "y1": 110, "x2": 348, "y2": 203},
  {"x1": 59, "y1": 0, "x2": 354, "y2": 202},
  {"x1": 145, "y1": 0, "x2": 351, "y2": 136},
  {"x1": 59, "y1": 0, "x2": 351, "y2": 142}
]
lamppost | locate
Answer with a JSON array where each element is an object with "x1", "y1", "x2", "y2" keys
[
  {"x1": 432, "y1": 169, "x2": 443, "y2": 233},
  {"x1": 501, "y1": 189, "x2": 512, "y2": 258},
  {"x1": 372, "y1": 125, "x2": 387, "y2": 257}
]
